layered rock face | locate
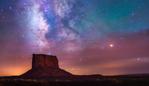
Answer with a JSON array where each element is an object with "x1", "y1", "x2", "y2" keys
[{"x1": 21, "y1": 54, "x2": 72, "y2": 78}]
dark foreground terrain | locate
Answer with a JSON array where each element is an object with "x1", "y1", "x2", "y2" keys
[{"x1": 0, "y1": 75, "x2": 149, "y2": 86}]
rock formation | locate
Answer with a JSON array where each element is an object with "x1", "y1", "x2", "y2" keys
[
  {"x1": 21, "y1": 54, "x2": 72, "y2": 78},
  {"x1": 32, "y1": 54, "x2": 59, "y2": 69}
]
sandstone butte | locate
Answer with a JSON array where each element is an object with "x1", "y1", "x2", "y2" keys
[{"x1": 21, "y1": 54, "x2": 73, "y2": 78}]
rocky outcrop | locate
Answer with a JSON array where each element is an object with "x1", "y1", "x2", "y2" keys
[
  {"x1": 32, "y1": 54, "x2": 59, "y2": 69},
  {"x1": 21, "y1": 54, "x2": 72, "y2": 78}
]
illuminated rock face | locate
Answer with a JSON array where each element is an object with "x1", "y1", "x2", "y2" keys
[{"x1": 22, "y1": 54, "x2": 72, "y2": 78}]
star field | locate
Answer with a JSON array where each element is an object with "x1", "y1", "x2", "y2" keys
[{"x1": 0, "y1": 0, "x2": 149, "y2": 76}]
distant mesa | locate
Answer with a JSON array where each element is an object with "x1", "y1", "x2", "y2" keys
[
  {"x1": 2, "y1": 54, "x2": 149, "y2": 85},
  {"x1": 2, "y1": 54, "x2": 149, "y2": 86},
  {"x1": 21, "y1": 54, "x2": 73, "y2": 78}
]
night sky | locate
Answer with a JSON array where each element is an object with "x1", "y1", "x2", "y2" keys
[{"x1": 0, "y1": 0, "x2": 149, "y2": 76}]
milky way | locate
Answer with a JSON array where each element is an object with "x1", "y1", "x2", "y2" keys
[
  {"x1": 25, "y1": 0, "x2": 80, "y2": 53},
  {"x1": 0, "y1": 0, "x2": 149, "y2": 76},
  {"x1": 26, "y1": 0, "x2": 50, "y2": 53}
]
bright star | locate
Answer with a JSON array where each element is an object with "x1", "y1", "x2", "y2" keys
[{"x1": 109, "y1": 44, "x2": 114, "y2": 48}]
